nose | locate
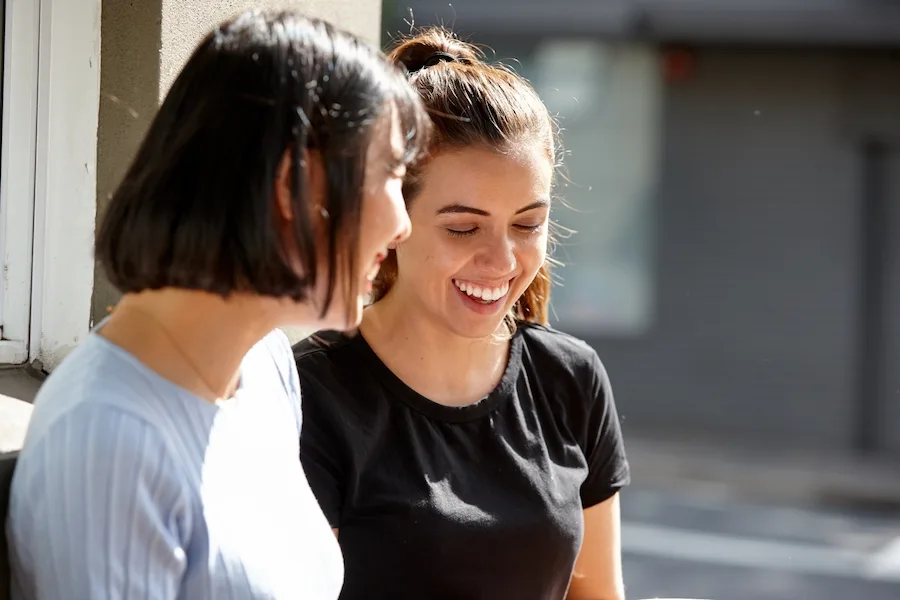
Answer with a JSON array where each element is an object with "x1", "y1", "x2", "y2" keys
[
  {"x1": 475, "y1": 231, "x2": 516, "y2": 275},
  {"x1": 394, "y1": 208, "x2": 411, "y2": 244},
  {"x1": 383, "y1": 174, "x2": 412, "y2": 246},
  {"x1": 389, "y1": 197, "x2": 412, "y2": 245}
]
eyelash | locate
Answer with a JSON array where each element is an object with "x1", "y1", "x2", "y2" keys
[{"x1": 446, "y1": 224, "x2": 543, "y2": 238}]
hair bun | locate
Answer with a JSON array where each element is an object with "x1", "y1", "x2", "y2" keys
[{"x1": 388, "y1": 27, "x2": 481, "y2": 74}]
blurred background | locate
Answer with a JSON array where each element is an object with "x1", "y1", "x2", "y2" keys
[{"x1": 383, "y1": 1, "x2": 900, "y2": 598}]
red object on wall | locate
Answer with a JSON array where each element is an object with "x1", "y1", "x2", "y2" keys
[{"x1": 663, "y1": 47, "x2": 695, "y2": 83}]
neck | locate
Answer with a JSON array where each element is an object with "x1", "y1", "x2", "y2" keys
[
  {"x1": 102, "y1": 289, "x2": 300, "y2": 401},
  {"x1": 360, "y1": 290, "x2": 509, "y2": 406}
]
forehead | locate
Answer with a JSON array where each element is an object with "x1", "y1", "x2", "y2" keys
[{"x1": 419, "y1": 144, "x2": 553, "y2": 207}]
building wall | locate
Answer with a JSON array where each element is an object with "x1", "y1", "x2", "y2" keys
[
  {"x1": 586, "y1": 48, "x2": 900, "y2": 454},
  {"x1": 593, "y1": 48, "x2": 861, "y2": 448},
  {"x1": 92, "y1": 0, "x2": 383, "y2": 332}
]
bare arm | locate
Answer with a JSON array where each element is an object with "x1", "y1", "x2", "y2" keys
[{"x1": 566, "y1": 493, "x2": 625, "y2": 600}]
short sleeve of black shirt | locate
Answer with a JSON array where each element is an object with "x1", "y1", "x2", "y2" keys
[
  {"x1": 577, "y1": 348, "x2": 630, "y2": 507},
  {"x1": 293, "y1": 324, "x2": 629, "y2": 600}
]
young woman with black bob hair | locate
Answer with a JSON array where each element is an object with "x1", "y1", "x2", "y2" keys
[
  {"x1": 294, "y1": 27, "x2": 629, "y2": 600},
  {"x1": 6, "y1": 10, "x2": 428, "y2": 599}
]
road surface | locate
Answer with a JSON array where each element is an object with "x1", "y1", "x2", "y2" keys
[{"x1": 620, "y1": 484, "x2": 900, "y2": 600}]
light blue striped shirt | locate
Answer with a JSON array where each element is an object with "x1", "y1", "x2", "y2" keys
[{"x1": 5, "y1": 329, "x2": 343, "y2": 599}]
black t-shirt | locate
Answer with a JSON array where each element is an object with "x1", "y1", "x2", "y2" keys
[{"x1": 293, "y1": 323, "x2": 630, "y2": 600}]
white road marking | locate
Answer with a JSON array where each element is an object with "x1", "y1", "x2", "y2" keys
[
  {"x1": 864, "y1": 536, "x2": 900, "y2": 580},
  {"x1": 622, "y1": 522, "x2": 900, "y2": 583}
]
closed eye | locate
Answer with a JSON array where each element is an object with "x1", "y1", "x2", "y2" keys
[
  {"x1": 446, "y1": 227, "x2": 478, "y2": 238},
  {"x1": 447, "y1": 223, "x2": 544, "y2": 238}
]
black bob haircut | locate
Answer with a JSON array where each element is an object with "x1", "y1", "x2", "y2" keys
[{"x1": 96, "y1": 10, "x2": 430, "y2": 317}]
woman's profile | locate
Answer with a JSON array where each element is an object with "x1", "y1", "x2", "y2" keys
[
  {"x1": 5, "y1": 10, "x2": 428, "y2": 599},
  {"x1": 294, "y1": 27, "x2": 629, "y2": 600}
]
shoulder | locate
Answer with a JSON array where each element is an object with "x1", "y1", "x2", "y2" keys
[
  {"x1": 259, "y1": 328, "x2": 295, "y2": 372},
  {"x1": 258, "y1": 328, "x2": 299, "y2": 384},
  {"x1": 20, "y1": 400, "x2": 180, "y2": 474},
  {"x1": 291, "y1": 331, "x2": 376, "y2": 420},
  {"x1": 24, "y1": 335, "x2": 183, "y2": 449},
  {"x1": 255, "y1": 329, "x2": 305, "y2": 430},
  {"x1": 13, "y1": 401, "x2": 188, "y2": 510},
  {"x1": 292, "y1": 330, "x2": 354, "y2": 362},
  {"x1": 8, "y1": 402, "x2": 192, "y2": 595},
  {"x1": 517, "y1": 322, "x2": 606, "y2": 387},
  {"x1": 291, "y1": 330, "x2": 360, "y2": 381}
]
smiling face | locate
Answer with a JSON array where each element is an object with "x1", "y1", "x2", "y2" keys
[{"x1": 390, "y1": 143, "x2": 552, "y2": 338}]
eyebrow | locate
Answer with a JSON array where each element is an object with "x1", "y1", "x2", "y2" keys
[{"x1": 436, "y1": 199, "x2": 550, "y2": 217}]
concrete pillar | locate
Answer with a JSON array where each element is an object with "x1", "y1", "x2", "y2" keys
[{"x1": 92, "y1": 0, "x2": 383, "y2": 333}]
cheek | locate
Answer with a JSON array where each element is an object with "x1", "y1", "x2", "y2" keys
[
  {"x1": 361, "y1": 192, "x2": 391, "y2": 238},
  {"x1": 517, "y1": 234, "x2": 548, "y2": 276},
  {"x1": 359, "y1": 184, "x2": 403, "y2": 250},
  {"x1": 397, "y1": 230, "x2": 462, "y2": 281}
]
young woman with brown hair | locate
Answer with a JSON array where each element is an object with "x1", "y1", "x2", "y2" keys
[{"x1": 294, "y1": 28, "x2": 629, "y2": 600}]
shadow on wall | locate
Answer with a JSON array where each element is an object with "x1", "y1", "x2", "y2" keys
[{"x1": 92, "y1": 0, "x2": 164, "y2": 326}]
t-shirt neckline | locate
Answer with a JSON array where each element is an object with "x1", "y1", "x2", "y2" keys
[{"x1": 347, "y1": 328, "x2": 525, "y2": 423}]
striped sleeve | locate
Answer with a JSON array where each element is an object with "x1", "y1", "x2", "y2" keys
[{"x1": 7, "y1": 404, "x2": 191, "y2": 600}]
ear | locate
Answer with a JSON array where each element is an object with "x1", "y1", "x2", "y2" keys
[{"x1": 274, "y1": 147, "x2": 326, "y2": 223}]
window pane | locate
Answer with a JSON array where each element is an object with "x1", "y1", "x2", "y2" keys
[{"x1": 501, "y1": 39, "x2": 662, "y2": 336}]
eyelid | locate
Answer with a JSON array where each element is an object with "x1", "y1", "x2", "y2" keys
[{"x1": 446, "y1": 226, "x2": 477, "y2": 238}]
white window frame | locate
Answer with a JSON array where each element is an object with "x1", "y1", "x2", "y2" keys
[
  {"x1": 30, "y1": 0, "x2": 102, "y2": 370},
  {"x1": 0, "y1": 0, "x2": 41, "y2": 364},
  {"x1": 0, "y1": 0, "x2": 101, "y2": 370}
]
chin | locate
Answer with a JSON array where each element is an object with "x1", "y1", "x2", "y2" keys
[
  {"x1": 446, "y1": 314, "x2": 509, "y2": 340},
  {"x1": 343, "y1": 298, "x2": 365, "y2": 331},
  {"x1": 330, "y1": 295, "x2": 365, "y2": 332},
  {"x1": 300, "y1": 295, "x2": 363, "y2": 334}
]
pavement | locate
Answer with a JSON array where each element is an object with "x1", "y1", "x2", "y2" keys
[
  {"x1": 621, "y1": 481, "x2": 900, "y2": 599},
  {"x1": 625, "y1": 427, "x2": 900, "y2": 512},
  {"x1": 621, "y1": 429, "x2": 900, "y2": 598}
]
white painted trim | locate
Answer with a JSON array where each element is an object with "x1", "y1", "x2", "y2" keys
[
  {"x1": 29, "y1": 0, "x2": 101, "y2": 370},
  {"x1": 0, "y1": 340, "x2": 27, "y2": 364},
  {"x1": 0, "y1": 0, "x2": 41, "y2": 359}
]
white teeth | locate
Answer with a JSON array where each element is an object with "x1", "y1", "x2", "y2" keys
[{"x1": 453, "y1": 279, "x2": 509, "y2": 302}]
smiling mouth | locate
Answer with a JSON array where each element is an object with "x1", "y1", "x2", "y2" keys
[{"x1": 452, "y1": 278, "x2": 511, "y2": 304}]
